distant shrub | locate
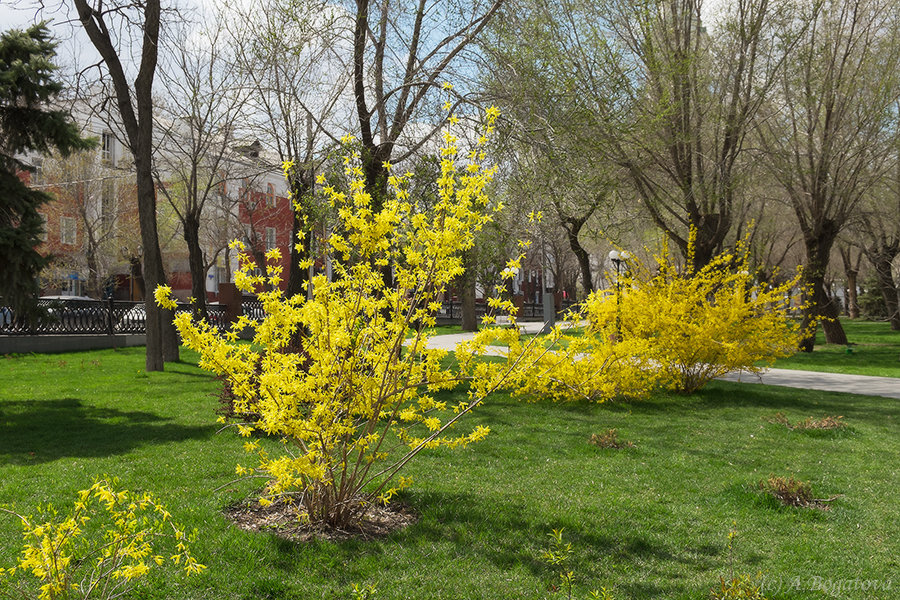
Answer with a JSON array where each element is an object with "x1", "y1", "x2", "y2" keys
[{"x1": 584, "y1": 232, "x2": 803, "y2": 393}]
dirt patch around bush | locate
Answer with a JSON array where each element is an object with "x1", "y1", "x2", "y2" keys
[{"x1": 224, "y1": 497, "x2": 418, "y2": 542}]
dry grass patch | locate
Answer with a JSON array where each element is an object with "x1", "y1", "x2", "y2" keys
[{"x1": 589, "y1": 429, "x2": 634, "y2": 450}]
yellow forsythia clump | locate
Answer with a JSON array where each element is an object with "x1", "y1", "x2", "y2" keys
[
  {"x1": 584, "y1": 235, "x2": 802, "y2": 393},
  {"x1": 157, "y1": 106, "x2": 520, "y2": 528},
  {"x1": 0, "y1": 478, "x2": 204, "y2": 600},
  {"x1": 461, "y1": 321, "x2": 662, "y2": 403}
]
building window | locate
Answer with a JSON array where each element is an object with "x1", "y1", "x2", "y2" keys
[
  {"x1": 266, "y1": 227, "x2": 277, "y2": 251},
  {"x1": 38, "y1": 212, "x2": 47, "y2": 242},
  {"x1": 101, "y1": 132, "x2": 114, "y2": 164},
  {"x1": 31, "y1": 158, "x2": 43, "y2": 185},
  {"x1": 266, "y1": 183, "x2": 275, "y2": 207},
  {"x1": 60, "y1": 216, "x2": 77, "y2": 245},
  {"x1": 240, "y1": 178, "x2": 250, "y2": 202}
]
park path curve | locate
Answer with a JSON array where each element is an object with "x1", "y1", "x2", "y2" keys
[{"x1": 424, "y1": 325, "x2": 900, "y2": 400}]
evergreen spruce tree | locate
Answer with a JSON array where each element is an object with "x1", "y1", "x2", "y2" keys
[{"x1": 0, "y1": 23, "x2": 93, "y2": 318}]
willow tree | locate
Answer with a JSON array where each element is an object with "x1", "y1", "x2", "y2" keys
[
  {"x1": 487, "y1": 0, "x2": 799, "y2": 271},
  {"x1": 756, "y1": 0, "x2": 900, "y2": 349}
]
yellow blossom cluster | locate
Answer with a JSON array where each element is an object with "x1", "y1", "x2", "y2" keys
[
  {"x1": 583, "y1": 234, "x2": 803, "y2": 393},
  {"x1": 0, "y1": 478, "x2": 204, "y2": 600},
  {"x1": 461, "y1": 231, "x2": 802, "y2": 401},
  {"x1": 156, "y1": 106, "x2": 512, "y2": 527}
]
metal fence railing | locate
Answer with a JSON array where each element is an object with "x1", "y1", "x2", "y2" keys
[
  {"x1": 0, "y1": 297, "x2": 579, "y2": 335},
  {"x1": 0, "y1": 299, "x2": 231, "y2": 336},
  {"x1": 437, "y1": 299, "x2": 577, "y2": 322}
]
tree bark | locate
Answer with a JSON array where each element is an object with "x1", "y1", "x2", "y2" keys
[
  {"x1": 845, "y1": 270, "x2": 859, "y2": 318},
  {"x1": 870, "y1": 247, "x2": 900, "y2": 330},
  {"x1": 183, "y1": 210, "x2": 208, "y2": 321},
  {"x1": 838, "y1": 244, "x2": 862, "y2": 318},
  {"x1": 799, "y1": 230, "x2": 847, "y2": 351},
  {"x1": 559, "y1": 214, "x2": 594, "y2": 295},
  {"x1": 75, "y1": 0, "x2": 177, "y2": 369}
]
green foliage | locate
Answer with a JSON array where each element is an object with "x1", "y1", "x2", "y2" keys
[
  {"x1": 857, "y1": 274, "x2": 890, "y2": 319},
  {"x1": 540, "y1": 529, "x2": 613, "y2": 600},
  {"x1": 0, "y1": 23, "x2": 94, "y2": 316},
  {"x1": 350, "y1": 582, "x2": 378, "y2": 599}
]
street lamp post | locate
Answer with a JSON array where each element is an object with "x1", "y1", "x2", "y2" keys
[{"x1": 608, "y1": 250, "x2": 628, "y2": 339}]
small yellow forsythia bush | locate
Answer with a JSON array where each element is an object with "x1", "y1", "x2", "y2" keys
[
  {"x1": 0, "y1": 478, "x2": 204, "y2": 600},
  {"x1": 584, "y1": 236, "x2": 802, "y2": 393},
  {"x1": 156, "y1": 103, "x2": 549, "y2": 528}
]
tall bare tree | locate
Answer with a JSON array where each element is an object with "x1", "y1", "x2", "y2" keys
[
  {"x1": 153, "y1": 22, "x2": 249, "y2": 320},
  {"x1": 73, "y1": 0, "x2": 178, "y2": 369},
  {"x1": 490, "y1": 0, "x2": 799, "y2": 271},
  {"x1": 350, "y1": 0, "x2": 506, "y2": 207},
  {"x1": 227, "y1": 0, "x2": 351, "y2": 298},
  {"x1": 756, "y1": 0, "x2": 900, "y2": 349}
]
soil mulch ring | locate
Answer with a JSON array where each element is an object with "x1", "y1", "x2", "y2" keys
[{"x1": 224, "y1": 496, "x2": 418, "y2": 542}]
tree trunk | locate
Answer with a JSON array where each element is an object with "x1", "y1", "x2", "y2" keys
[
  {"x1": 845, "y1": 270, "x2": 859, "y2": 319},
  {"x1": 838, "y1": 244, "x2": 861, "y2": 319},
  {"x1": 563, "y1": 220, "x2": 593, "y2": 295},
  {"x1": 799, "y1": 231, "x2": 847, "y2": 351},
  {"x1": 74, "y1": 0, "x2": 176, "y2": 368},
  {"x1": 460, "y1": 251, "x2": 478, "y2": 332},
  {"x1": 184, "y1": 210, "x2": 208, "y2": 322},
  {"x1": 85, "y1": 241, "x2": 100, "y2": 298},
  {"x1": 135, "y1": 161, "x2": 180, "y2": 365},
  {"x1": 871, "y1": 251, "x2": 900, "y2": 330}
]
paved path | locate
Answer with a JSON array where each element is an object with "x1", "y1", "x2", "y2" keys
[
  {"x1": 718, "y1": 368, "x2": 900, "y2": 399},
  {"x1": 425, "y1": 324, "x2": 900, "y2": 400}
]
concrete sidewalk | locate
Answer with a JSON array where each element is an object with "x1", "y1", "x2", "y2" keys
[
  {"x1": 424, "y1": 325, "x2": 900, "y2": 399},
  {"x1": 718, "y1": 368, "x2": 900, "y2": 399}
]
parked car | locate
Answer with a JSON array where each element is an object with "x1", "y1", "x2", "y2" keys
[
  {"x1": 0, "y1": 305, "x2": 12, "y2": 328},
  {"x1": 116, "y1": 301, "x2": 227, "y2": 333},
  {"x1": 116, "y1": 303, "x2": 146, "y2": 332},
  {"x1": 39, "y1": 295, "x2": 104, "y2": 330}
]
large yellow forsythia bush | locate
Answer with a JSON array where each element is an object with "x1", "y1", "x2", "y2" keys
[
  {"x1": 583, "y1": 237, "x2": 802, "y2": 393},
  {"x1": 156, "y1": 105, "x2": 532, "y2": 527}
]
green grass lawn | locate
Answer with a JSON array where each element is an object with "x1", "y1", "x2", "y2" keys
[
  {"x1": 1, "y1": 348, "x2": 897, "y2": 599},
  {"x1": 772, "y1": 319, "x2": 900, "y2": 378}
]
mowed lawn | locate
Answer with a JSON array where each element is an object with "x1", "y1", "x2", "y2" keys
[
  {"x1": 772, "y1": 319, "x2": 900, "y2": 378},
  {"x1": 0, "y1": 347, "x2": 897, "y2": 599}
]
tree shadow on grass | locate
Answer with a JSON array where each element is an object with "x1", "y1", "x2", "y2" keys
[
  {"x1": 264, "y1": 490, "x2": 718, "y2": 596},
  {"x1": 0, "y1": 397, "x2": 212, "y2": 464}
]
